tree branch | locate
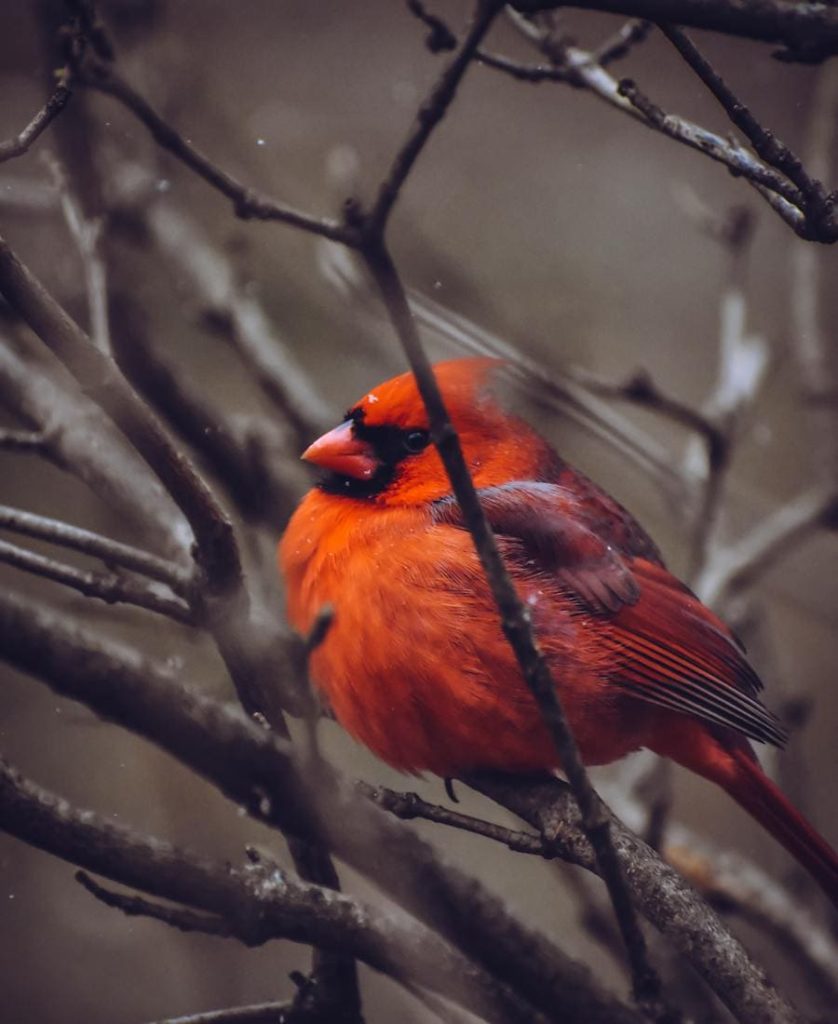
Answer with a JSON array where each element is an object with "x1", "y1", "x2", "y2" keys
[
  {"x1": 1, "y1": 759, "x2": 538, "y2": 1024},
  {"x1": 0, "y1": 503, "x2": 191, "y2": 595},
  {"x1": 511, "y1": 0, "x2": 838, "y2": 62},
  {"x1": 0, "y1": 536, "x2": 193, "y2": 623},
  {"x1": 362, "y1": 238, "x2": 672, "y2": 1019},
  {"x1": 0, "y1": 427, "x2": 47, "y2": 452},
  {"x1": 660, "y1": 27, "x2": 835, "y2": 241},
  {"x1": 0, "y1": 587, "x2": 644, "y2": 1024},
  {"x1": 0, "y1": 84, "x2": 72, "y2": 164},
  {"x1": 71, "y1": 60, "x2": 351, "y2": 243},
  {"x1": 0, "y1": 233, "x2": 241, "y2": 595},
  {"x1": 365, "y1": 0, "x2": 503, "y2": 238}
]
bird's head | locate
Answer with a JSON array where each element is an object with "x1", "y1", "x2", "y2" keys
[{"x1": 302, "y1": 358, "x2": 556, "y2": 504}]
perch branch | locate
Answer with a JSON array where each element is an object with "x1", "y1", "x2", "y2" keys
[
  {"x1": 1, "y1": 759, "x2": 539, "y2": 1024},
  {"x1": 0, "y1": 587, "x2": 644, "y2": 1024}
]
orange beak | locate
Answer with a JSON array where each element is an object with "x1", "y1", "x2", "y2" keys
[{"x1": 301, "y1": 421, "x2": 380, "y2": 480}]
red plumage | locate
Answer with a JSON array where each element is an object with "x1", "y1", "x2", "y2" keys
[{"x1": 279, "y1": 358, "x2": 838, "y2": 908}]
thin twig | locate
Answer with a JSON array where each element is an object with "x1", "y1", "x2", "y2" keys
[
  {"x1": 360, "y1": 782, "x2": 549, "y2": 856},
  {"x1": 0, "y1": 428, "x2": 47, "y2": 452},
  {"x1": 569, "y1": 367, "x2": 724, "y2": 452},
  {"x1": 593, "y1": 19, "x2": 653, "y2": 66},
  {"x1": 366, "y1": 0, "x2": 504, "y2": 237},
  {"x1": 694, "y1": 484, "x2": 838, "y2": 605},
  {"x1": 44, "y1": 152, "x2": 111, "y2": 353},
  {"x1": 616, "y1": 78, "x2": 802, "y2": 208},
  {"x1": 144, "y1": 1004, "x2": 296, "y2": 1024},
  {"x1": 0, "y1": 503, "x2": 191, "y2": 595},
  {"x1": 77, "y1": 871, "x2": 235, "y2": 939},
  {"x1": 660, "y1": 26, "x2": 835, "y2": 241},
  {"x1": 72, "y1": 60, "x2": 351, "y2": 243},
  {"x1": 0, "y1": 537, "x2": 193, "y2": 623},
  {"x1": 0, "y1": 85, "x2": 72, "y2": 164}
]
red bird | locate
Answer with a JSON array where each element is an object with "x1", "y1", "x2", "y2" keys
[{"x1": 280, "y1": 358, "x2": 838, "y2": 906}]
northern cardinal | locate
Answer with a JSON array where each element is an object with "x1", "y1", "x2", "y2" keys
[{"x1": 280, "y1": 358, "x2": 838, "y2": 906}]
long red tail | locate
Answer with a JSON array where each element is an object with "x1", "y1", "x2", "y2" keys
[{"x1": 726, "y1": 747, "x2": 838, "y2": 910}]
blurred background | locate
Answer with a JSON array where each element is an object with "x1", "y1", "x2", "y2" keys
[{"x1": 1, "y1": 2, "x2": 837, "y2": 1022}]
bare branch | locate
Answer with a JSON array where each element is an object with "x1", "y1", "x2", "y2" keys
[
  {"x1": 143, "y1": 1004, "x2": 301, "y2": 1024},
  {"x1": 568, "y1": 366, "x2": 724, "y2": 452},
  {"x1": 1, "y1": 759, "x2": 539, "y2": 1024},
  {"x1": 431, "y1": 6, "x2": 820, "y2": 238},
  {"x1": 0, "y1": 587, "x2": 644, "y2": 1024},
  {"x1": 366, "y1": 0, "x2": 502, "y2": 237},
  {"x1": 361, "y1": 782, "x2": 548, "y2": 856},
  {"x1": 109, "y1": 294, "x2": 303, "y2": 524},
  {"x1": 694, "y1": 484, "x2": 838, "y2": 605},
  {"x1": 510, "y1": 0, "x2": 838, "y2": 62},
  {"x1": 469, "y1": 772, "x2": 805, "y2": 1024},
  {"x1": 615, "y1": 78, "x2": 803, "y2": 209},
  {"x1": 660, "y1": 27, "x2": 835, "y2": 241},
  {"x1": 0, "y1": 536, "x2": 193, "y2": 623},
  {"x1": 45, "y1": 153, "x2": 111, "y2": 353},
  {"x1": 593, "y1": 19, "x2": 653, "y2": 66},
  {"x1": 124, "y1": 185, "x2": 331, "y2": 446},
  {"x1": 361, "y1": 240, "x2": 671, "y2": 1019},
  {"x1": 76, "y1": 871, "x2": 235, "y2": 939},
  {"x1": 0, "y1": 503, "x2": 191, "y2": 595},
  {"x1": 0, "y1": 328, "x2": 191, "y2": 559},
  {"x1": 0, "y1": 85, "x2": 72, "y2": 164},
  {"x1": 0, "y1": 233, "x2": 242, "y2": 593},
  {"x1": 0, "y1": 427, "x2": 47, "y2": 452},
  {"x1": 71, "y1": 61, "x2": 351, "y2": 243}
]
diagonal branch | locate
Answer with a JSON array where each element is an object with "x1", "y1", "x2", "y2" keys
[
  {"x1": 362, "y1": 238, "x2": 672, "y2": 1022},
  {"x1": 660, "y1": 27, "x2": 835, "y2": 241},
  {"x1": 0, "y1": 233, "x2": 241, "y2": 595},
  {"x1": 0, "y1": 84, "x2": 72, "y2": 164},
  {"x1": 71, "y1": 61, "x2": 351, "y2": 243},
  {"x1": 365, "y1": 0, "x2": 503, "y2": 237}
]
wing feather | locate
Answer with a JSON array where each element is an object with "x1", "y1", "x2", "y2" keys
[{"x1": 432, "y1": 481, "x2": 786, "y2": 747}]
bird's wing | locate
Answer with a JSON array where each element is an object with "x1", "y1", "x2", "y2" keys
[
  {"x1": 432, "y1": 481, "x2": 640, "y2": 615},
  {"x1": 432, "y1": 481, "x2": 787, "y2": 747}
]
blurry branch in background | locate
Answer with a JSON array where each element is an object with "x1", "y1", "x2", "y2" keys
[
  {"x1": 0, "y1": 324, "x2": 192, "y2": 557},
  {"x1": 44, "y1": 152, "x2": 111, "y2": 354},
  {"x1": 0, "y1": 83, "x2": 72, "y2": 164},
  {"x1": 1, "y1": 1, "x2": 837, "y2": 1022}
]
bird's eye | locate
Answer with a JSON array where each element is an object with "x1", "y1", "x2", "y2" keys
[{"x1": 403, "y1": 430, "x2": 430, "y2": 454}]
